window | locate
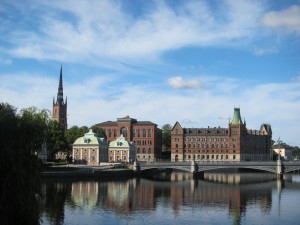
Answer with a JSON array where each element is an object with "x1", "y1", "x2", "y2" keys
[
  {"x1": 121, "y1": 127, "x2": 128, "y2": 137},
  {"x1": 143, "y1": 129, "x2": 147, "y2": 137},
  {"x1": 132, "y1": 129, "x2": 135, "y2": 138},
  {"x1": 114, "y1": 129, "x2": 117, "y2": 137},
  {"x1": 148, "y1": 129, "x2": 152, "y2": 138},
  {"x1": 138, "y1": 129, "x2": 141, "y2": 137},
  {"x1": 148, "y1": 148, "x2": 151, "y2": 153},
  {"x1": 108, "y1": 129, "x2": 112, "y2": 137}
]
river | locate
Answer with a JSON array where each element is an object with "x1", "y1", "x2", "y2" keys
[{"x1": 39, "y1": 171, "x2": 300, "y2": 225}]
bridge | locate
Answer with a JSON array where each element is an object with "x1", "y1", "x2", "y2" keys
[{"x1": 133, "y1": 160, "x2": 300, "y2": 178}]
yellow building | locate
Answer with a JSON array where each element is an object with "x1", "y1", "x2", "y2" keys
[
  {"x1": 108, "y1": 135, "x2": 136, "y2": 163},
  {"x1": 73, "y1": 129, "x2": 108, "y2": 164}
]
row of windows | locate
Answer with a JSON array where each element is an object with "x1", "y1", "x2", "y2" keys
[
  {"x1": 181, "y1": 154, "x2": 237, "y2": 160},
  {"x1": 137, "y1": 148, "x2": 152, "y2": 154},
  {"x1": 105, "y1": 128, "x2": 153, "y2": 138},
  {"x1": 134, "y1": 140, "x2": 152, "y2": 145},
  {"x1": 183, "y1": 137, "x2": 230, "y2": 142},
  {"x1": 175, "y1": 143, "x2": 237, "y2": 149},
  {"x1": 180, "y1": 149, "x2": 237, "y2": 153}
]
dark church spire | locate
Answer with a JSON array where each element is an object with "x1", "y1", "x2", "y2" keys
[{"x1": 56, "y1": 65, "x2": 64, "y2": 104}]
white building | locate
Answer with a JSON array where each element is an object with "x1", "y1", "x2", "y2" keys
[
  {"x1": 109, "y1": 135, "x2": 136, "y2": 163},
  {"x1": 272, "y1": 142, "x2": 293, "y2": 161},
  {"x1": 73, "y1": 129, "x2": 108, "y2": 164}
]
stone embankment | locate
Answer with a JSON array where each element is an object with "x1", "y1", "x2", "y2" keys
[{"x1": 41, "y1": 163, "x2": 134, "y2": 179}]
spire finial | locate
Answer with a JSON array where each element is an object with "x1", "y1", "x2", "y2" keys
[{"x1": 57, "y1": 65, "x2": 64, "y2": 104}]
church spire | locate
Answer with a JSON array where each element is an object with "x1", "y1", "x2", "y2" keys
[{"x1": 56, "y1": 65, "x2": 64, "y2": 104}]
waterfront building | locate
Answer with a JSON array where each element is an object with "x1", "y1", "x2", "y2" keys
[
  {"x1": 272, "y1": 142, "x2": 293, "y2": 161},
  {"x1": 171, "y1": 108, "x2": 272, "y2": 162},
  {"x1": 72, "y1": 129, "x2": 108, "y2": 164},
  {"x1": 52, "y1": 66, "x2": 67, "y2": 130},
  {"x1": 108, "y1": 135, "x2": 136, "y2": 163},
  {"x1": 95, "y1": 116, "x2": 162, "y2": 161}
]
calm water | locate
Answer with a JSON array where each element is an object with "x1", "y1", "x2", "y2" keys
[{"x1": 40, "y1": 172, "x2": 300, "y2": 225}]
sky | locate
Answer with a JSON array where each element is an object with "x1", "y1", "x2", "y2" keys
[{"x1": 0, "y1": 0, "x2": 300, "y2": 146}]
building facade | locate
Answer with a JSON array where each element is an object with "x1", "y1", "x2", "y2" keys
[
  {"x1": 171, "y1": 108, "x2": 272, "y2": 162},
  {"x1": 108, "y1": 135, "x2": 136, "y2": 163},
  {"x1": 52, "y1": 66, "x2": 67, "y2": 130},
  {"x1": 272, "y1": 142, "x2": 293, "y2": 161},
  {"x1": 73, "y1": 129, "x2": 108, "y2": 164},
  {"x1": 95, "y1": 116, "x2": 162, "y2": 161}
]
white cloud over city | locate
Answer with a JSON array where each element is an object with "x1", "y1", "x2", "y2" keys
[{"x1": 0, "y1": 0, "x2": 300, "y2": 146}]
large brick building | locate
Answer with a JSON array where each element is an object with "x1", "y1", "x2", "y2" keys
[
  {"x1": 95, "y1": 116, "x2": 162, "y2": 161},
  {"x1": 171, "y1": 108, "x2": 272, "y2": 162}
]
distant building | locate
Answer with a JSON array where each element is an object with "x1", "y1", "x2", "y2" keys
[
  {"x1": 272, "y1": 142, "x2": 293, "y2": 161},
  {"x1": 171, "y1": 108, "x2": 272, "y2": 162},
  {"x1": 52, "y1": 65, "x2": 67, "y2": 130},
  {"x1": 108, "y1": 135, "x2": 136, "y2": 163},
  {"x1": 73, "y1": 129, "x2": 108, "y2": 164},
  {"x1": 95, "y1": 116, "x2": 162, "y2": 161}
]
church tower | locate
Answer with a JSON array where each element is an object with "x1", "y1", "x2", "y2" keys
[{"x1": 52, "y1": 65, "x2": 67, "y2": 130}]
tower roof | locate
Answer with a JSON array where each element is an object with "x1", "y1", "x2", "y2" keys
[
  {"x1": 230, "y1": 108, "x2": 244, "y2": 125},
  {"x1": 56, "y1": 65, "x2": 64, "y2": 105}
]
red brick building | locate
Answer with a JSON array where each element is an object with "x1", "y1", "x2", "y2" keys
[
  {"x1": 95, "y1": 116, "x2": 162, "y2": 162},
  {"x1": 171, "y1": 108, "x2": 272, "y2": 162}
]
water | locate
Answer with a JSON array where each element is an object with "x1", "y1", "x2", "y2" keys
[{"x1": 39, "y1": 172, "x2": 300, "y2": 225}]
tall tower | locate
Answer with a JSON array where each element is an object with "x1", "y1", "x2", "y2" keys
[{"x1": 52, "y1": 65, "x2": 67, "y2": 130}]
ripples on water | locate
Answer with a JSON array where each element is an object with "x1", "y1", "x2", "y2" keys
[{"x1": 40, "y1": 172, "x2": 300, "y2": 225}]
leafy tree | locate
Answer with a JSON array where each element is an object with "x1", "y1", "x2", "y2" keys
[
  {"x1": 162, "y1": 124, "x2": 172, "y2": 150},
  {"x1": 0, "y1": 103, "x2": 48, "y2": 225},
  {"x1": 292, "y1": 146, "x2": 300, "y2": 160},
  {"x1": 65, "y1": 126, "x2": 89, "y2": 151},
  {"x1": 46, "y1": 120, "x2": 68, "y2": 160},
  {"x1": 90, "y1": 125, "x2": 106, "y2": 138}
]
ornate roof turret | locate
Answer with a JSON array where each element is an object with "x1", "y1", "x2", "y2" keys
[{"x1": 230, "y1": 108, "x2": 244, "y2": 125}]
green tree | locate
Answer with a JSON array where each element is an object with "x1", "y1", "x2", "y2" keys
[
  {"x1": 65, "y1": 126, "x2": 89, "y2": 151},
  {"x1": 46, "y1": 120, "x2": 67, "y2": 160},
  {"x1": 90, "y1": 125, "x2": 106, "y2": 138},
  {"x1": 0, "y1": 103, "x2": 49, "y2": 225},
  {"x1": 162, "y1": 124, "x2": 172, "y2": 150}
]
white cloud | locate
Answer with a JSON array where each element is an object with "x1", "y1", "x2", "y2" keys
[
  {"x1": 167, "y1": 76, "x2": 205, "y2": 89},
  {"x1": 293, "y1": 75, "x2": 300, "y2": 82},
  {"x1": 253, "y1": 47, "x2": 278, "y2": 56},
  {"x1": 3, "y1": 0, "x2": 265, "y2": 63},
  {"x1": 262, "y1": 5, "x2": 300, "y2": 35},
  {"x1": 2, "y1": 72, "x2": 299, "y2": 146}
]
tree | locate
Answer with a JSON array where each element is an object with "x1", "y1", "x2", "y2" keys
[
  {"x1": 0, "y1": 103, "x2": 49, "y2": 225},
  {"x1": 162, "y1": 124, "x2": 172, "y2": 150},
  {"x1": 46, "y1": 120, "x2": 67, "y2": 160},
  {"x1": 90, "y1": 125, "x2": 106, "y2": 138},
  {"x1": 65, "y1": 126, "x2": 89, "y2": 151}
]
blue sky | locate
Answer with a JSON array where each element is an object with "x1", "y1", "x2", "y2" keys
[{"x1": 0, "y1": 0, "x2": 300, "y2": 146}]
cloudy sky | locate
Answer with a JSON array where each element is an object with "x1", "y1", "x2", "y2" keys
[{"x1": 0, "y1": 0, "x2": 299, "y2": 146}]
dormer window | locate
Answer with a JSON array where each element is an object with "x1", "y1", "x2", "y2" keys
[{"x1": 84, "y1": 138, "x2": 89, "y2": 144}]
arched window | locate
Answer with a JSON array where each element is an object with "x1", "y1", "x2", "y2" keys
[
  {"x1": 121, "y1": 127, "x2": 128, "y2": 137},
  {"x1": 114, "y1": 129, "x2": 117, "y2": 137},
  {"x1": 143, "y1": 129, "x2": 147, "y2": 137}
]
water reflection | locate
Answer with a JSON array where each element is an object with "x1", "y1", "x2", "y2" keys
[{"x1": 40, "y1": 172, "x2": 300, "y2": 225}]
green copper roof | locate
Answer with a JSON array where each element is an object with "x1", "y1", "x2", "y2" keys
[
  {"x1": 231, "y1": 108, "x2": 244, "y2": 125},
  {"x1": 73, "y1": 129, "x2": 105, "y2": 145},
  {"x1": 109, "y1": 135, "x2": 132, "y2": 148}
]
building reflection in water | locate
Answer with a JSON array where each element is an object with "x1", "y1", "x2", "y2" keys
[{"x1": 41, "y1": 172, "x2": 283, "y2": 224}]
